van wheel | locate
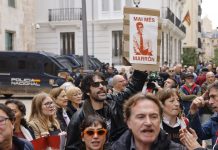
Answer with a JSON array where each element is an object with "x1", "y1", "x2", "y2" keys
[{"x1": 3, "y1": 94, "x2": 13, "y2": 98}]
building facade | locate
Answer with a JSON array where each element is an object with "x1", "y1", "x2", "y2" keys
[
  {"x1": 0, "y1": 0, "x2": 35, "y2": 51},
  {"x1": 35, "y1": 0, "x2": 186, "y2": 66},
  {"x1": 201, "y1": 16, "x2": 218, "y2": 61},
  {"x1": 182, "y1": 0, "x2": 202, "y2": 61}
]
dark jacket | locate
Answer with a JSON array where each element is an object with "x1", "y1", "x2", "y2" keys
[
  {"x1": 188, "y1": 112, "x2": 218, "y2": 146},
  {"x1": 56, "y1": 107, "x2": 69, "y2": 131},
  {"x1": 112, "y1": 130, "x2": 187, "y2": 150},
  {"x1": 12, "y1": 136, "x2": 34, "y2": 150},
  {"x1": 65, "y1": 70, "x2": 147, "y2": 150}
]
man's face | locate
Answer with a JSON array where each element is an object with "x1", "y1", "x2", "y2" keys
[
  {"x1": 185, "y1": 77, "x2": 194, "y2": 86},
  {"x1": 209, "y1": 88, "x2": 218, "y2": 112},
  {"x1": 0, "y1": 110, "x2": 13, "y2": 146},
  {"x1": 89, "y1": 76, "x2": 107, "y2": 102},
  {"x1": 137, "y1": 24, "x2": 143, "y2": 33},
  {"x1": 164, "y1": 79, "x2": 175, "y2": 88},
  {"x1": 114, "y1": 76, "x2": 127, "y2": 92},
  {"x1": 127, "y1": 100, "x2": 161, "y2": 145},
  {"x1": 206, "y1": 73, "x2": 215, "y2": 84}
]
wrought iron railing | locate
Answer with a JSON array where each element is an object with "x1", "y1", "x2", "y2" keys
[{"x1": 48, "y1": 8, "x2": 82, "y2": 21}]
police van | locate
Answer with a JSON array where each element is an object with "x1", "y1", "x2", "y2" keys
[{"x1": 0, "y1": 51, "x2": 67, "y2": 98}]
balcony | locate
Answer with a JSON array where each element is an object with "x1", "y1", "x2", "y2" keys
[
  {"x1": 48, "y1": 8, "x2": 82, "y2": 21},
  {"x1": 163, "y1": 7, "x2": 186, "y2": 34},
  {"x1": 166, "y1": 8, "x2": 174, "y2": 24}
]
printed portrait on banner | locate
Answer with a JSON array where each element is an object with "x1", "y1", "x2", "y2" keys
[{"x1": 129, "y1": 14, "x2": 158, "y2": 64}]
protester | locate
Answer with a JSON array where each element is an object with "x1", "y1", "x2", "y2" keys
[
  {"x1": 111, "y1": 74, "x2": 127, "y2": 94},
  {"x1": 158, "y1": 88, "x2": 187, "y2": 144},
  {"x1": 0, "y1": 104, "x2": 33, "y2": 150},
  {"x1": 66, "y1": 86, "x2": 83, "y2": 117},
  {"x1": 5, "y1": 99, "x2": 35, "y2": 141},
  {"x1": 154, "y1": 77, "x2": 178, "y2": 91},
  {"x1": 50, "y1": 87, "x2": 70, "y2": 131},
  {"x1": 188, "y1": 81, "x2": 218, "y2": 146},
  {"x1": 65, "y1": 70, "x2": 147, "y2": 149},
  {"x1": 112, "y1": 93, "x2": 186, "y2": 150},
  {"x1": 29, "y1": 92, "x2": 62, "y2": 139},
  {"x1": 179, "y1": 72, "x2": 201, "y2": 115},
  {"x1": 80, "y1": 115, "x2": 108, "y2": 150}
]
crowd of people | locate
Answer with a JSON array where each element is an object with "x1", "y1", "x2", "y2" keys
[{"x1": 1, "y1": 62, "x2": 218, "y2": 150}]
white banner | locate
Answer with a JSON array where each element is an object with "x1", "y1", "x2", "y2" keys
[{"x1": 129, "y1": 14, "x2": 158, "y2": 64}]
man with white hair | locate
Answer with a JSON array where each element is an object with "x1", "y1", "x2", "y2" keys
[{"x1": 112, "y1": 75, "x2": 127, "y2": 94}]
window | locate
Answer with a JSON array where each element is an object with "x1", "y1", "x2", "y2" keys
[
  {"x1": 44, "y1": 62, "x2": 58, "y2": 76},
  {"x1": 18, "y1": 60, "x2": 26, "y2": 70},
  {"x1": 8, "y1": 0, "x2": 15, "y2": 7},
  {"x1": 113, "y1": 0, "x2": 121, "y2": 11},
  {"x1": 102, "y1": 0, "x2": 109, "y2": 11},
  {"x1": 60, "y1": 32, "x2": 75, "y2": 55},
  {"x1": 0, "y1": 59, "x2": 10, "y2": 72},
  {"x1": 5, "y1": 31, "x2": 14, "y2": 51}
]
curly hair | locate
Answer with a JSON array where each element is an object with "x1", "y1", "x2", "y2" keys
[
  {"x1": 5, "y1": 99, "x2": 28, "y2": 128},
  {"x1": 80, "y1": 72, "x2": 105, "y2": 99}
]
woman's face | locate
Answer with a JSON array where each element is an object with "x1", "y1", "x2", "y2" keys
[
  {"x1": 163, "y1": 93, "x2": 180, "y2": 118},
  {"x1": 55, "y1": 90, "x2": 68, "y2": 108},
  {"x1": 82, "y1": 124, "x2": 107, "y2": 150},
  {"x1": 70, "y1": 90, "x2": 82, "y2": 105},
  {"x1": 41, "y1": 96, "x2": 56, "y2": 116},
  {"x1": 6, "y1": 103, "x2": 22, "y2": 125}
]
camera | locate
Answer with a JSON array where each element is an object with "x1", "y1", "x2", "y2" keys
[{"x1": 147, "y1": 72, "x2": 164, "y2": 91}]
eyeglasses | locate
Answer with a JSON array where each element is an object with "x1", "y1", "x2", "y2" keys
[
  {"x1": 83, "y1": 128, "x2": 107, "y2": 137},
  {"x1": 169, "y1": 70, "x2": 174, "y2": 72},
  {"x1": 91, "y1": 81, "x2": 108, "y2": 87},
  {"x1": 43, "y1": 101, "x2": 54, "y2": 108},
  {"x1": 0, "y1": 116, "x2": 10, "y2": 126}
]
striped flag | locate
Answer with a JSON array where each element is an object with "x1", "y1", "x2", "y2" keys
[{"x1": 183, "y1": 11, "x2": 191, "y2": 26}]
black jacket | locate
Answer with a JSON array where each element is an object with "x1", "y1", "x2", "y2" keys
[
  {"x1": 12, "y1": 136, "x2": 34, "y2": 150},
  {"x1": 65, "y1": 70, "x2": 147, "y2": 150},
  {"x1": 56, "y1": 107, "x2": 69, "y2": 131},
  {"x1": 112, "y1": 130, "x2": 187, "y2": 150}
]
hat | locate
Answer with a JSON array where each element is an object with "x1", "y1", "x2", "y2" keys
[
  {"x1": 201, "y1": 67, "x2": 209, "y2": 72},
  {"x1": 184, "y1": 72, "x2": 194, "y2": 79}
]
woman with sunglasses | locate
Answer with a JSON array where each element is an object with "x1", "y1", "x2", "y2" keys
[
  {"x1": 29, "y1": 92, "x2": 61, "y2": 139},
  {"x1": 80, "y1": 115, "x2": 108, "y2": 150},
  {"x1": 5, "y1": 99, "x2": 35, "y2": 141}
]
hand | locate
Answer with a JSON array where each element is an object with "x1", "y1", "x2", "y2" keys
[
  {"x1": 58, "y1": 131, "x2": 67, "y2": 136},
  {"x1": 152, "y1": 81, "x2": 159, "y2": 88},
  {"x1": 189, "y1": 96, "x2": 208, "y2": 115},
  {"x1": 179, "y1": 128, "x2": 201, "y2": 150}
]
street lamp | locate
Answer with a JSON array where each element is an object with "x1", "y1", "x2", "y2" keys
[{"x1": 133, "y1": 0, "x2": 141, "y2": 7}]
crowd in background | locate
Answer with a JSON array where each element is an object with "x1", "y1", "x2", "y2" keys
[{"x1": 1, "y1": 61, "x2": 218, "y2": 150}]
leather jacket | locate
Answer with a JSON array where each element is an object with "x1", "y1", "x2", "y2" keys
[{"x1": 65, "y1": 70, "x2": 147, "y2": 150}]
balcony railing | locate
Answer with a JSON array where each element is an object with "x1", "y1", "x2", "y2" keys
[
  {"x1": 48, "y1": 8, "x2": 82, "y2": 21},
  {"x1": 167, "y1": 8, "x2": 175, "y2": 24},
  {"x1": 163, "y1": 7, "x2": 186, "y2": 34}
]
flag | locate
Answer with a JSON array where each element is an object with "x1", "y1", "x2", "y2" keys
[{"x1": 183, "y1": 11, "x2": 191, "y2": 26}]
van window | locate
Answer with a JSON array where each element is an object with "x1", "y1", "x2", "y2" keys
[
  {"x1": 0, "y1": 59, "x2": 11, "y2": 72},
  {"x1": 18, "y1": 60, "x2": 26, "y2": 70},
  {"x1": 44, "y1": 62, "x2": 58, "y2": 76}
]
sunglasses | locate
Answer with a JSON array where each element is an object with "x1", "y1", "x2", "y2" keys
[
  {"x1": 91, "y1": 81, "x2": 108, "y2": 87},
  {"x1": 83, "y1": 128, "x2": 107, "y2": 136}
]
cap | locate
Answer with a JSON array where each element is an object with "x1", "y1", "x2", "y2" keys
[
  {"x1": 201, "y1": 67, "x2": 209, "y2": 72},
  {"x1": 184, "y1": 72, "x2": 194, "y2": 79}
]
